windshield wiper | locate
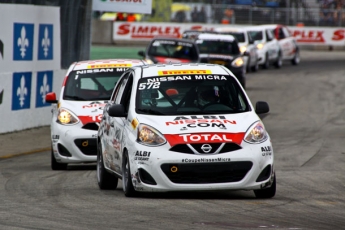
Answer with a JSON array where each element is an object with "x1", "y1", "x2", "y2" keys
[{"x1": 137, "y1": 108, "x2": 165, "y2": 115}]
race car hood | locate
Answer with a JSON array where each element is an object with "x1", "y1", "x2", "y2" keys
[
  {"x1": 60, "y1": 100, "x2": 107, "y2": 125},
  {"x1": 135, "y1": 113, "x2": 260, "y2": 146}
]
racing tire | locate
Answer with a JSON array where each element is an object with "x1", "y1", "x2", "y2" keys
[
  {"x1": 97, "y1": 142, "x2": 118, "y2": 190},
  {"x1": 51, "y1": 147, "x2": 68, "y2": 170},
  {"x1": 274, "y1": 52, "x2": 283, "y2": 69},
  {"x1": 254, "y1": 173, "x2": 276, "y2": 199},
  {"x1": 122, "y1": 150, "x2": 137, "y2": 197},
  {"x1": 262, "y1": 53, "x2": 269, "y2": 69},
  {"x1": 291, "y1": 49, "x2": 300, "y2": 65}
]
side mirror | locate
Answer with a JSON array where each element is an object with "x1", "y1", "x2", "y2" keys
[
  {"x1": 45, "y1": 92, "x2": 58, "y2": 103},
  {"x1": 108, "y1": 104, "x2": 126, "y2": 117},
  {"x1": 138, "y1": 50, "x2": 145, "y2": 58},
  {"x1": 255, "y1": 101, "x2": 269, "y2": 114}
]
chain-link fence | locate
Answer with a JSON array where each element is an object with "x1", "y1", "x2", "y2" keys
[{"x1": 0, "y1": 0, "x2": 92, "y2": 68}]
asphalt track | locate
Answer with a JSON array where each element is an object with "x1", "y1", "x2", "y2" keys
[{"x1": 0, "y1": 48, "x2": 344, "y2": 230}]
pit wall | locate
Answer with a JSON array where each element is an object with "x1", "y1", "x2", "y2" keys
[{"x1": 0, "y1": 4, "x2": 63, "y2": 134}]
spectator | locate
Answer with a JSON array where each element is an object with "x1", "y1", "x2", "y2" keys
[
  {"x1": 197, "y1": 6, "x2": 207, "y2": 23},
  {"x1": 174, "y1": 10, "x2": 187, "y2": 23},
  {"x1": 221, "y1": 8, "x2": 235, "y2": 24},
  {"x1": 333, "y1": 0, "x2": 345, "y2": 26},
  {"x1": 127, "y1": 13, "x2": 136, "y2": 22},
  {"x1": 319, "y1": 0, "x2": 335, "y2": 26},
  {"x1": 191, "y1": 6, "x2": 198, "y2": 22},
  {"x1": 116, "y1": 13, "x2": 127, "y2": 21}
]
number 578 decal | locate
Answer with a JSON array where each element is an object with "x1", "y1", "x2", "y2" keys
[{"x1": 138, "y1": 82, "x2": 161, "y2": 90}]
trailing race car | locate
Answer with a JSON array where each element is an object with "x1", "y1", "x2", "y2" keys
[
  {"x1": 195, "y1": 33, "x2": 247, "y2": 88},
  {"x1": 97, "y1": 63, "x2": 276, "y2": 199},
  {"x1": 261, "y1": 24, "x2": 300, "y2": 65},
  {"x1": 45, "y1": 59, "x2": 147, "y2": 170},
  {"x1": 138, "y1": 37, "x2": 200, "y2": 64}
]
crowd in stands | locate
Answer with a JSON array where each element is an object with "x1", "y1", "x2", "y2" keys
[{"x1": 319, "y1": 0, "x2": 345, "y2": 26}]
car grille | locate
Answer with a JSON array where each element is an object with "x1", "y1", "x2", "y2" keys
[
  {"x1": 161, "y1": 162, "x2": 252, "y2": 184},
  {"x1": 74, "y1": 138, "x2": 97, "y2": 156},
  {"x1": 170, "y1": 143, "x2": 241, "y2": 154}
]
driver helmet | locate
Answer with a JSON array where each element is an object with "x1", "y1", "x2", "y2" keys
[{"x1": 196, "y1": 85, "x2": 220, "y2": 106}]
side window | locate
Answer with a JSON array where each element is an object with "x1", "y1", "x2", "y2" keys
[
  {"x1": 278, "y1": 28, "x2": 285, "y2": 39},
  {"x1": 113, "y1": 74, "x2": 129, "y2": 104},
  {"x1": 120, "y1": 73, "x2": 134, "y2": 113},
  {"x1": 266, "y1": 29, "x2": 274, "y2": 41}
]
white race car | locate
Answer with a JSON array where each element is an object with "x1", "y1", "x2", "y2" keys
[
  {"x1": 45, "y1": 59, "x2": 147, "y2": 170},
  {"x1": 97, "y1": 63, "x2": 276, "y2": 199}
]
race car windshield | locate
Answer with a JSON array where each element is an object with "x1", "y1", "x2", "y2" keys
[
  {"x1": 248, "y1": 31, "x2": 263, "y2": 41},
  {"x1": 63, "y1": 69, "x2": 126, "y2": 101},
  {"x1": 220, "y1": 32, "x2": 245, "y2": 43},
  {"x1": 136, "y1": 74, "x2": 250, "y2": 115},
  {"x1": 148, "y1": 40, "x2": 199, "y2": 60},
  {"x1": 196, "y1": 40, "x2": 240, "y2": 55}
]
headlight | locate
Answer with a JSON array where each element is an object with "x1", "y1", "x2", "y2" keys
[
  {"x1": 137, "y1": 124, "x2": 166, "y2": 146},
  {"x1": 256, "y1": 43, "x2": 264, "y2": 50},
  {"x1": 145, "y1": 59, "x2": 154, "y2": 64},
  {"x1": 231, "y1": 57, "x2": 244, "y2": 67},
  {"x1": 57, "y1": 108, "x2": 79, "y2": 125},
  {"x1": 239, "y1": 46, "x2": 247, "y2": 53},
  {"x1": 244, "y1": 122, "x2": 268, "y2": 144}
]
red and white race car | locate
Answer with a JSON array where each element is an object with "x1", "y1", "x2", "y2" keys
[
  {"x1": 45, "y1": 59, "x2": 147, "y2": 170},
  {"x1": 260, "y1": 24, "x2": 300, "y2": 65},
  {"x1": 97, "y1": 63, "x2": 276, "y2": 199}
]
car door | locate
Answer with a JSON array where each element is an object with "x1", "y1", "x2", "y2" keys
[
  {"x1": 108, "y1": 71, "x2": 134, "y2": 174},
  {"x1": 246, "y1": 31, "x2": 258, "y2": 66},
  {"x1": 103, "y1": 72, "x2": 130, "y2": 173},
  {"x1": 265, "y1": 29, "x2": 279, "y2": 61},
  {"x1": 277, "y1": 26, "x2": 296, "y2": 60}
]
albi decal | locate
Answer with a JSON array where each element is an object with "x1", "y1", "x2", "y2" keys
[{"x1": 134, "y1": 151, "x2": 151, "y2": 161}]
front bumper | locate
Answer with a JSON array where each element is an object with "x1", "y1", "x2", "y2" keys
[
  {"x1": 51, "y1": 123, "x2": 97, "y2": 164},
  {"x1": 126, "y1": 139, "x2": 274, "y2": 192}
]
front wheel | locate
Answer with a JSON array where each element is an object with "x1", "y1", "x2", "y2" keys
[
  {"x1": 291, "y1": 49, "x2": 300, "y2": 65},
  {"x1": 97, "y1": 142, "x2": 118, "y2": 190},
  {"x1": 262, "y1": 53, "x2": 269, "y2": 69},
  {"x1": 122, "y1": 150, "x2": 137, "y2": 197},
  {"x1": 274, "y1": 52, "x2": 283, "y2": 68},
  {"x1": 51, "y1": 147, "x2": 67, "y2": 170},
  {"x1": 254, "y1": 173, "x2": 276, "y2": 199}
]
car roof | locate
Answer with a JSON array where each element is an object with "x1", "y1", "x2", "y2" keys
[
  {"x1": 197, "y1": 33, "x2": 236, "y2": 42},
  {"x1": 150, "y1": 36, "x2": 195, "y2": 43},
  {"x1": 72, "y1": 59, "x2": 146, "y2": 71},
  {"x1": 132, "y1": 63, "x2": 233, "y2": 79},
  {"x1": 214, "y1": 27, "x2": 248, "y2": 33}
]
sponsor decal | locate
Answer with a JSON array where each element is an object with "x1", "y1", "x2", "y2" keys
[
  {"x1": 182, "y1": 157, "x2": 231, "y2": 163},
  {"x1": 117, "y1": 24, "x2": 181, "y2": 39},
  {"x1": 82, "y1": 102, "x2": 106, "y2": 109},
  {"x1": 158, "y1": 70, "x2": 211, "y2": 76},
  {"x1": 166, "y1": 116, "x2": 236, "y2": 126},
  {"x1": 147, "y1": 75, "x2": 227, "y2": 82},
  {"x1": 76, "y1": 68, "x2": 122, "y2": 74},
  {"x1": 261, "y1": 146, "x2": 272, "y2": 156},
  {"x1": 13, "y1": 23, "x2": 34, "y2": 61},
  {"x1": 38, "y1": 24, "x2": 53, "y2": 60},
  {"x1": 165, "y1": 132, "x2": 245, "y2": 146},
  {"x1": 12, "y1": 72, "x2": 32, "y2": 110},
  {"x1": 134, "y1": 151, "x2": 151, "y2": 161},
  {"x1": 292, "y1": 30, "x2": 325, "y2": 43},
  {"x1": 36, "y1": 71, "x2": 53, "y2": 108},
  {"x1": 131, "y1": 118, "x2": 139, "y2": 129},
  {"x1": 78, "y1": 115, "x2": 103, "y2": 124},
  {"x1": 87, "y1": 63, "x2": 132, "y2": 68}
]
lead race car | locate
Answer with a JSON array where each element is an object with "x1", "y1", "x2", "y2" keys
[
  {"x1": 45, "y1": 59, "x2": 147, "y2": 170},
  {"x1": 97, "y1": 63, "x2": 276, "y2": 198}
]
